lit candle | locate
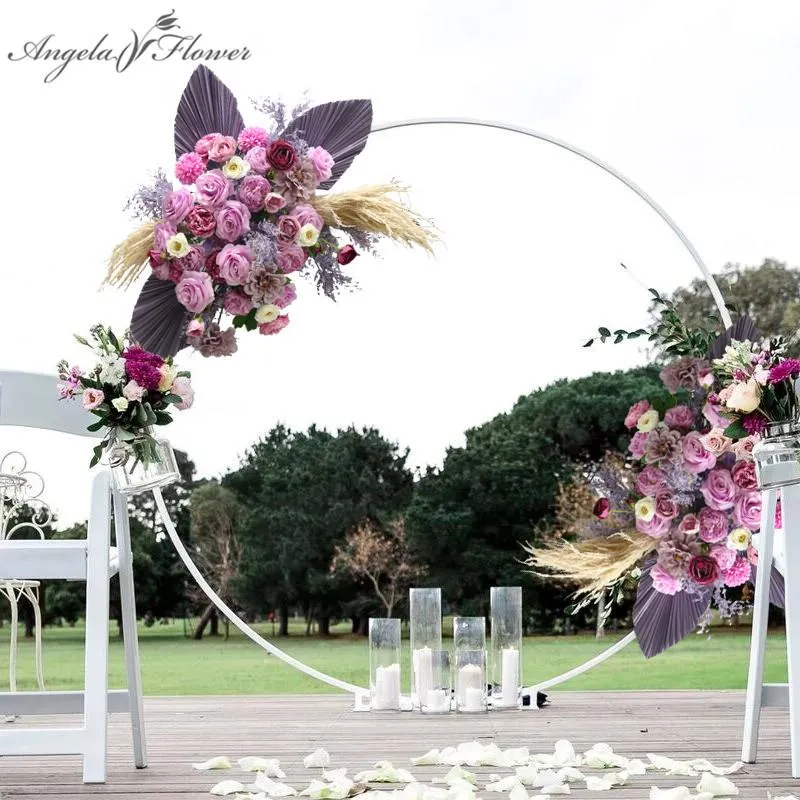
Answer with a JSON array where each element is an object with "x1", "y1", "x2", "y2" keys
[
  {"x1": 463, "y1": 687, "x2": 484, "y2": 713},
  {"x1": 500, "y1": 647, "x2": 520, "y2": 708},
  {"x1": 423, "y1": 688, "x2": 449, "y2": 713},
  {"x1": 413, "y1": 647, "x2": 434, "y2": 705},
  {"x1": 457, "y1": 664, "x2": 484, "y2": 710},
  {"x1": 372, "y1": 663, "x2": 401, "y2": 710}
]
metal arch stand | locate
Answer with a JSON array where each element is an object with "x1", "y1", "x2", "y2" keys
[{"x1": 154, "y1": 117, "x2": 732, "y2": 706}]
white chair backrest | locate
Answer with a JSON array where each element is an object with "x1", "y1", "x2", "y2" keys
[{"x1": 0, "y1": 370, "x2": 100, "y2": 438}]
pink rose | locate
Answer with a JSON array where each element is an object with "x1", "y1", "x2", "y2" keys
[
  {"x1": 682, "y1": 431, "x2": 717, "y2": 474},
  {"x1": 655, "y1": 493, "x2": 679, "y2": 520},
  {"x1": 274, "y1": 281, "x2": 297, "y2": 309},
  {"x1": 215, "y1": 200, "x2": 251, "y2": 243},
  {"x1": 664, "y1": 405, "x2": 695, "y2": 430},
  {"x1": 678, "y1": 514, "x2": 700, "y2": 535},
  {"x1": 698, "y1": 507, "x2": 729, "y2": 543},
  {"x1": 722, "y1": 557, "x2": 752, "y2": 587},
  {"x1": 651, "y1": 562, "x2": 681, "y2": 595},
  {"x1": 701, "y1": 468, "x2": 737, "y2": 510},
  {"x1": 196, "y1": 169, "x2": 233, "y2": 208},
  {"x1": 184, "y1": 205, "x2": 217, "y2": 238},
  {"x1": 277, "y1": 215, "x2": 301, "y2": 243},
  {"x1": 223, "y1": 289, "x2": 254, "y2": 316},
  {"x1": 237, "y1": 175, "x2": 271, "y2": 212},
  {"x1": 747, "y1": 545, "x2": 759, "y2": 566},
  {"x1": 635, "y1": 465, "x2": 668, "y2": 497},
  {"x1": 264, "y1": 192, "x2": 287, "y2": 213},
  {"x1": 711, "y1": 544, "x2": 737, "y2": 571},
  {"x1": 636, "y1": 513, "x2": 671, "y2": 538},
  {"x1": 82, "y1": 388, "x2": 104, "y2": 410},
  {"x1": 154, "y1": 222, "x2": 177, "y2": 251},
  {"x1": 688, "y1": 555, "x2": 720, "y2": 586},
  {"x1": 171, "y1": 376, "x2": 194, "y2": 411},
  {"x1": 733, "y1": 492, "x2": 762, "y2": 531},
  {"x1": 163, "y1": 189, "x2": 193, "y2": 224},
  {"x1": 276, "y1": 244, "x2": 306, "y2": 273},
  {"x1": 700, "y1": 427, "x2": 731, "y2": 456},
  {"x1": 186, "y1": 319, "x2": 205, "y2": 338},
  {"x1": 703, "y1": 401, "x2": 730, "y2": 430},
  {"x1": 733, "y1": 436, "x2": 757, "y2": 461},
  {"x1": 245, "y1": 146, "x2": 269, "y2": 175},
  {"x1": 175, "y1": 271, "x2": 214, "y2": 313},
  {"x1": 122, "y1": 380, "x2": 146, "y2": 402},
  {"x1": 291, "y1": 204, "x2": 325, "y2": 231},
  {"x1": 628, "y1": 431, "x2": 649, "y2": 459},
  {"x1": 195, "y1": 133, "x2": 221, "y2": 158},
  {"x1": 624, "y1": 400, "x2": 650, "y2": 430},
  {"x1": 216, "y1": 244, "x2": 254, "y2": 286},
  {"x1": 307, "y1": 146, "x2": 335, "y2": 182},
  {"x1": 207, "y1": 135, "x2": 238, "y2": 163},
  {"x1": 731, "y1": 459, "x2": 758, "y2": 491},
  {"x1": 258, "y1": 314, "x2": 290, "y2": 336}
]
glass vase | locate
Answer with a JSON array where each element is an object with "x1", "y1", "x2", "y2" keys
[
  {"x1": 753, "y1": 421, "x2": 800, "y2": 490},
  {"x1": 409, "y1": 588, "x2": 442, "y2": 708},
  {"x1": 419, "y1": 649, "x2": 451, "y2": 715},
  {"x1": 106, "y1": 427, "x2": 180, "y2": 495},
  {"x1": 490, "y1": 587, "x2": 522, "y2": 710},
  {"x1": 454, "y1": 616, "x2": 487, "y2": 713},
  {"x1": 369, "y1": 618, "x2": 401, "y2": 711}
]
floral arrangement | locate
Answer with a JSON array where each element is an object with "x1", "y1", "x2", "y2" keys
[
  {"x1": 57, "y1": 325, "x2": 194, "y2": 467},
  {"x1": 105, "y1": 66, "x2": 434, "y2": 359},
  {"x1": 527, "y1": 289, "x2": 792, "y2": 657}
]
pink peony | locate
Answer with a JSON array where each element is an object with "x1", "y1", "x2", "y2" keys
[
  {"x1": 624, "y1": 400, "x2": 650, "y2": 430},
  {"x1": 731, "y1": 459, "x2": 758, "y2": 491},
  {"x1": 733, "y1": 492, "x2": 762, "y2": 531},
  {"x1": 215, "y1": 200, "x2": 251, "y2": 243},
  {"x1": 196, "y1": 169, "x2": 233, "y2": 208},
  {"x1": 216, "y1": 244, "x2": 254, "y2": 286},
  {"x1": 628, "y1": 431, "x2": 649, "y2": 459},
  {"x1": 264, "y1": 192, "x2": 287, "y2": 213},
  {"x1": 743, "y1": 413, "x2": 768, "y2": 436},
  {"x1": 122, "y1": 348, "x2": 163, "y2": 390},
  {"x1": 678, "y1": 514, "x2": 700, "y2": 535},
  {"x1": 307, "y1": 146, "x2": 335, "y2": 182},
  {"x1": 651, "y1": 562, "x2": 681, "y2": 595},
  {"x1": 184, "y1": 205, "x2": 217, "y2": 238},
  {"x1": 274, "y1": 281, "x2": 297, "y2": 309},
  {"x1": 635, "y1": 465, "x2": 668, "y2": 497},
  {"x1": 82, "y1": 388, "x2": 104, "y2": 410},
  {"x1": 122, "y1": 380, "x2": 146, "y2": 402},
  {"x1": 163, "y1": 189, "x2": 193, "y2": 224},
  {"x1": 175, "y1": 271, "x2": 214, "y2": 313},
  {"x1": 238, "y1": 126, "x2": 270, "y2": 151},
  {"x1": 636, "y1": 513, "x2": 671, "y2": 538},
  {"x1": 171, "y1": 376, "x2": 194, "y2": 410},
  {"x1": 186, "y1": 319, "x2": 205, "y2": 338},
  {"x1": 175, "y1": 152, "x2": 205, "y2": 184},
  {"x1": 688, "y1": 555, "x2": 720, "y2": 586},
  {"x1": 711, "y1": 544, "x2": 737, "y2": 571},
  {"x1": 722, "y1": 557, "x2": 752, "y2": 587},
  {"x1": 207, "y1": 135, "x2": 237, "y2": 163},
  {"x1": 700, "y1": 468, "x2": 737, "y2": 511},
  {"x1": 682, "y1": 431, "x2": 717, "y2": 474},
  {"x1": 223, "y1": 289, "x2": 254, "y2": 316},
  {"x1": 664, "y1": 405, "x2": 695, "y2": 430},
  {"x1": 258, "y1": 314, "x2": 290, "y2": 336},
  {"x1": 276, "y1": 244, "x2": 307, "y2": 273},
  {"x1": 655, "y1": 493, "x2": 679, "y2": 520},
  {"x1": 291, "y1": 204, "x2": 325, "y2": 231},
  {"x1": 237, "y1": 175, "x2": 271, "y2": 212},
  {"x1": 245, "y1": 146, "x2": 269, "y2": 174},
  {"x1": 698, "y1": 507, "x2": 729, "y2": 543},
  {"x1": 195, "y1": 133, "x2": 220, "y2": 158}
]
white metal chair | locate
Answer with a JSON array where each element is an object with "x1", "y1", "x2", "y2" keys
[{"x1": 0, "y1": 370, "x2": 147, "y2": 783}]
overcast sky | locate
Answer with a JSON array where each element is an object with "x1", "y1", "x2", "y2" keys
[{"x1": 1, "y1": 0, "x2": 799, "y2": 527}]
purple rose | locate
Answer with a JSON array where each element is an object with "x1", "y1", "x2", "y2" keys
[
  {"x1": 628, "y1": 431, "x2": 649, "y2": 459},
  {"x1": 223, "y1": 289, "x2": 254, "y2": 316},
  {"x1": 196, "y1": 169, "x2": 233, "y2": 208},
  {"x1": 275, "y1": 244, "x2": 306, "y2": 273},
  {"x1": 215, "y1": 201, "x2": 251, "y2": 243},
  {"x1": 636, "y1": 513, "x2": 671, "y2": 538},
  {"x1": 291, "y1": 204, "x2": 325, "y2": 231},
  {"x1": 163, "y1": 189, "x2": 193, "y2": 224},
  {"x1": 701, "y1": 468, "x2": 737, "y2": 511},
  {"x1": 184, "y1": 205, "x2": 216, "y2": 238},
  {"x1": 238, "y1": 175, "x2": 271, "y2": 212},
  {"x1": 174, "y1": 246, "x2": 204, "y2": 272},
  {"x1": 245, "y1": 146, "x2": 269, "y2": 175},
  {"x1": 698, "y1": 507, "x2": 728, "y2": 543},
  {"x1": 731, "y1": 460, "x2": 758, "y2": 491},
  {"x1": 664, "y1": 405, "x2": 695, "y2": 430},
  {"x1": 635, "y1": 465, "x2": 668, "y2": 497},
  {"x1": 307, "y1": 146, "x2": 334, "y2": 182},
  {"x1": 651, "y1": 562, "x2": 680, "y2": 595},
  {"x1": 703, "y1": 401, "x2": 730, "y2": 430},
  {"x1": 733, "y1": 492, "x2": 762, "y2": 531},
  {"x1": 277, "y1": 215, "x2": 301, "y2": 243},
  {"x1": 688, "y1": 555, "x2": 720, "y2": 586},
  {"x1": 682, "y1": 431, "x2": 717, "y2": 475},
  {"x1": 154, "y1": 221, "x2": 177, "y2": 251},
  {"x1": 274, "y1": 281, "x2": 297, "y2": 309},
  {"x1": 655, "y1": 493, "x2": 679, "y2": 520},
  {"x1": 175, "y1": 270, "x2": 214, "y2": 313},
  {"x1": 216, "y1": 244, "x2": 254, "y2": 286}
]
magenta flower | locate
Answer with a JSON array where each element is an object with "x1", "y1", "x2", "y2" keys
[
  {"x1": 238, "y1": 126, "x2": 270, "y2": 152},
  {"x1": 742, "y1": 413, "x2": 767, "y2": 436},
  {"x1": 592, "y1": 498, "x2": 610, "y2": 520},
  {"x1": 175, "y1": 152, "x2": 205, "y2": 185},
  {"x1": 722, "y1": 557, "x2": 752, "y2": 587},
  {"x1": 768, "y1": 358, "x2": 800, "y2": 384},
  {"x1": 122, "y1": 347, "x2": 164, "y2": 391},
  {"x1": 688, "y1": 555, "x2": 720, "y2": 586}
]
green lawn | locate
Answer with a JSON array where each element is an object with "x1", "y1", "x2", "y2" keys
[{"x1": 0, "y1": 620, "x2": 787, "y2": 695}]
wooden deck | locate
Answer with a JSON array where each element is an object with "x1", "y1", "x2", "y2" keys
[{"x1": 1, "y1": 692, "x2": 797, "y2": 798}]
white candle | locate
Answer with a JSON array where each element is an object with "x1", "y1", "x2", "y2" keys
[
  {"x1": 423, "y1": 688, "x2": 449, "y2": 713},
  {"x1": 372, "y1": 663, "x2": 401, "y2": 710},
  {"x1": 500, "y1": 647, "x2": 520, "y2": 708},
  {"x1": 463, "y1": 687, "x2": 484, "y2": 713},
  {"x1": 457, "y1": 664, "x2": 484, "y2": 710},
  {"x1": 413, "y1": 647, "x2": 434, "y2": 705}
]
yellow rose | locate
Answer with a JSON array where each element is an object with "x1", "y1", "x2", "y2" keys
[
  {"x1": 297, "y1": 223, "x2": 320, "y2": 247},
  {"x1": 255, "y1": 304, "x2": 280, "y2": 324},
  {"x1": 158, "y1": 365, "x2": 178, "y2": 392},
  {"x1": 637, "y1": 409, "x2": 660, "y2": 432},
  {"x1": 222, "y1": 156, "x2": 251, "y2": 179},
  {"x1": 725, "y1": 379, "x2": 761, "y2": 414},
  {"x1": 634, "y1": 496, "x2": 656, "y2": 522},
  {"x1": 727, "y1": 527, "x2": 751, "y2": 551},
  {"x1": 165, "y1": 233, "x2": 190, "y2": 259}
]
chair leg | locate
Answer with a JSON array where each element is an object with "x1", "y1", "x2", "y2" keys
[
  {"x1": 5, "y1": 586, "x2": 19, "y2": 693},
  {"x1": 113, "y1": 490, "x2": 148, "y2": 769},
  {"x1": 784, "y1": 482, "x2": 800, "y2": 778},
  {"x1": 82, "y1": 472, "x2": 112, "y2": 784},
  {"x1": 26, "y1": 586, "x2": 46, "y2": 691},
  {"x1": 742, "y1": 487, "x2": 777, "y2": 763}
]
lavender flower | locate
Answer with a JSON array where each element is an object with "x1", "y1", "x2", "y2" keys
[
  {"x1": 124, "y1": 170, "x2": 172, "y2": 220},
  {"x1": 249, "y1": 95, "x2": 311, "y2": 136},
  {"x1": 245, "y1": 220, "x2": 278, "y2": 267}
]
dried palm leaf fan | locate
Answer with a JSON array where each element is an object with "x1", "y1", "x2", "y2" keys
[{"x1": 105, "y1": 66, "x2": 435, "y2": 358}]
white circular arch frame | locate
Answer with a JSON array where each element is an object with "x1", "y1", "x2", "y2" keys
[{"x1": 157, "y1": 117, "x2": 731, "y2": 707}]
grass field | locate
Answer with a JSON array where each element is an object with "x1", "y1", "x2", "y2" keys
[{"x1": 0, "y1": 619, "x2": 787, "y2": 695}]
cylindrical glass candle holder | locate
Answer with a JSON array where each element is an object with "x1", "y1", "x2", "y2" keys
[
  {"x1": 419, "y1": 649, "x2": 451, "y2": 715},
  {"x1": 454, "y1": 616, "x2": 487, "y2": 713},
  {"x1": 369, "y1": 618, "x2": 401, "y2": 711},
  {"x1": 409, "y1": 588, "x2": 442, "y2": 708},
  {"x1": 490, "y1": 586, "x2": 522, "y2": 710}
]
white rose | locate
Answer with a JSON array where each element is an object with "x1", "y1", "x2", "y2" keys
[
  {"x1": 255, "y1": 304, "x2": 280, "y2": 324},
  {"x1": 636, "y1": 409, "x2": 660, "y2": 432},
  {"x1": 727, "y1": 527, "x2": 751, "y2": 551},
  {"x1": 297, "y1": 223, "x2": 320, "y2": 247},
  {"x1": 725, "y1": 379, "x2": 761, "y2": 414},
  {"x1": 166, "y1": 233, "x2": 190, "y2": 259},
  {"x1": 222, "y1": 156, "x2": 251, "y2": 179},
  {"x1": 634, "y1": 496, "x2": 656, "y2": 522},
  {"x1": 111, "y1": 397, "x2": 129, "y2": 412},
  {"x1": 158, "y1": 365, "x2": 178, "y2": 392}
]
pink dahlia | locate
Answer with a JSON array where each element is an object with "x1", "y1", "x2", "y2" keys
[
  {"x1": 238, "y1": 126, "x2": 270, "y2": 151},
  {"x1": 175, "y1": 152, "x2": 205, "y2": 185},
  {"x1": 722, "y1": 556, "x2": 752, "y2": 587}
]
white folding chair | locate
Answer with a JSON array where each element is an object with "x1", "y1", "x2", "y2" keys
[{"x1": 0, "y1": 370, "x2": 147, "y2": 783}]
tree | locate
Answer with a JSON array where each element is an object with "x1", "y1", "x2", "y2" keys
[
  {"x1": 331, "y1": 518, "x2": 426, "y2": 617},
  {"x1": 188, "y1": 483, "x2": 242, "y2": 640},
  {"x1": 666, "y1": 258, "x2": 800, "y2": 340}
]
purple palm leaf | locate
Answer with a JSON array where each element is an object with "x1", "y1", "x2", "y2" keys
[
  {"x1": 281, "y1": 99, "x2": 373, "y2": 189},
  {"x1": 130, "y1": 275, "x2": 189, "y2": 358},
  {"x1": 708, "y1": 315, "x2": 761, "y2": 360},
  {"x1": 751, "y1": 563, "x2": 786, "y2": 609}
]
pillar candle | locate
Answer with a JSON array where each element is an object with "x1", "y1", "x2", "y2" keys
[
  {"x1": 500, "y1": 647, "x2": 520, "y2": 708},
  {"x1": 413, "y1": 647, "x2": 434, "y2": 703},
  {"x1": 457, "y1": 663, "x2": 484, "y2": 709},
  {"x1": 372, "y1": 663, "x2": 401, "y2": 710}
]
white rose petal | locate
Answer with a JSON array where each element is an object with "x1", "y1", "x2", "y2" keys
[
  {"x1": 448, "y1": 778, "x2": 477, "y2": 794},
  {"x1": 354, "y1": 762, "x2": 415, "y2": 784},
  {"x1": 481, "y1": 744, "x2": 510, "y2": 767},
  {"x1": 254, "y1": 773, "x2": 298, "y2": 796},
  {"x1": 582, "y1": 743, "x2": 628, "y2": 770},
  {"x1": 648, "y1": 754, "x2": 697, "y2": 777},
  {"x1": 439, "y1": 747, "x2": 460, "y2": 765},
  {"x1": 689, "y1": 759, "x2": 744, "y2": 776},
  {"x1": 411, "y1": 750, "x2": 441, "y2": 766},
  {"x1": 504, "y1": 748, "x2": 530, "y2": 766},
  {"x1": 626, "y1": 759, "x2": 648, "y2": 776},
  {"x1": 192, "y1": 755, "x2": 232, "y2": 770},
  {"x1": 531, "y1": 771, "x2": 560, "y2": 789},
  {"x1": 556, "y1": 767, "x2": 584, "y2": 783},
  {"x1": 649, "y1": 788, "x2": 691, "y2": 800},
  {"x1": 237, "y1": 756, "x2": 285, "y2": 776},
  {"x1": 444, "y1": 767, "x2": 477, "y2": 786},
  {"x1": 515, "y1": 767, "x2": 540, "y2": 786},
  {"x1": 210, "y1": 780, "x2": 245, "y2": 796},
  {"x1": 539, "y1": 782, "x2": 571, "y2": 796},
  {"x1": 509, "y1": 783, "x2": 529, "y2": 800},
  {"x1": 486, "y1": 776, "x2": 521, "y2": 792},
  {"x1": 696, "y1": 772, "x2": 739, "y2": 797},
  {"x1": 304, "y1": 749, "x2": 332, "y2": 769},
  {"x1": 456, "y1": 742, "x2": 488, "y2": 766},
  {"x1": 323, "y1": 769, "x2": 349, "y2": 782},
  {"x1": 422, "y1": 787, "x2": 451, "y2": 800},
  {"x1": 585, "y1": 771, "x2": 627, "y2": 791},
  {"x1": 770, "y1": 795, "x2": 800, "y2": 800}
]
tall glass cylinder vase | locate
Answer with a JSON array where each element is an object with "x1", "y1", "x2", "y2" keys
[
  {"x1": 369, "y1": 618, "x2": 401, "y2": 711},
  {"x1": 454, "y1": 616, "x2": 487, "y2": 714},
  {"x1": 409, "y1": 588, "x2": 442, "y2": 709},
  {"x1": 419, "y1": 649, "x2": 451, "y2": 715},
  {"x1": 106, "y1": 427, "x2": 180, "y2": 495},
  {"x1": 490, "y1": 586, "x2": 522, "y2": 710}
]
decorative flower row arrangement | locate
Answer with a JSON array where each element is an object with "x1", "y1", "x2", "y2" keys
[{"x1": 57, "y1": 325, "x2": 193, "y2": 466}]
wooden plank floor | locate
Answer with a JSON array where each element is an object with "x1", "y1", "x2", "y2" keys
[{"x1": 1, "y1": 692, "x2": 797, "y2": 799}]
